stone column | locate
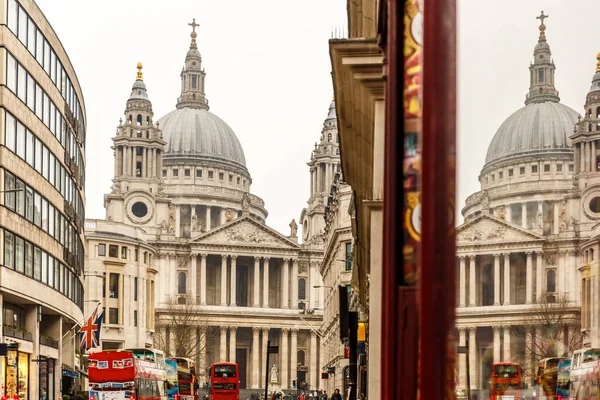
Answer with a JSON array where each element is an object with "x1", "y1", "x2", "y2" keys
[
  {"x1": 536, "y1": 252, "x2": 543, "y2": 301},
  {"x1": 175, "y1": 206, "x2": 181, "y2": 237},
  {"x1": 494, "y1": 254, "x2": 501, "y2": 305},
  {"x1": 503, "y1": 253, "x2": 511, "y2": 305},
  {"x1": 220, "y1": 255, "x2": 228, "y2": 306},
  {"x1": 252, "y1": 327, "x2": 260, "y2": 389},
  {"x1": 525, "y1": 326, "x2": 533, "y2": 385},
  {"x1": 503, "y1": 326, "x2": 511, "y2": 361},
  {"x1": 282, "y1": 259, "x2": 290, "y2": 309},
  {"x1": 253, "y1": 257, "x2": 261, "y2": 307},
  {"x1": 558, "y1": 251, "x2": 565, "y2": 294},
  {"x1": 310, "y1": 331, "x2": 318, "y2": 390},
  {"x1": 581, "y1": 142, "x2": 586, "y2": 173},
  {"x1": 199, "y1": 327, "x2": 207, "y2": 385},
  {"x1": 459, "y1": 256, "x2": 466, "y2": 307},
  {"x1": 263, "y1": 257, "x2": 270, "y2": 308},
  {"x1": 310, "y1": 168, "x2": 314, "y2": 198},
  {"x1": 190, "y1": 206, "x2": 197, "y2": 232},
  {"x1": 220, "y1": 326, "x2": 227, "y2": 362},
  {"x1": 122, "y1": 146, "x2": 127, "y2": 176},
  {"x1": 190, "y1": 253, "x2": 197, "y2": 303},
  {"x1": 468, "y1": 328, "x2": 477, "y2": 390},
  {"x1": 170, "y1": 254, "x2": 177, "y2": 298},
  {"x1": 220, "y1": 208, "x2": 227, "y2": 226},
  {"x1": 522, "y1": 202, "x2": 527, "y2": 229},
  {"x1": 506, "y1": 204, "x2": 512, "y2": 223},
  {"x1": 570, "y1": 251, "x2": 578, "y2": 300},
  {"x1": 468, "y1": 255, "x2": 476, "y2": 306},
  {"x1": 553, "y1": 202, "x2": 560, "y2": 234},
  {"x1": 493, "y1": 326, "x2": 501, "y2": 363},
  {"x1": 229, "y1": 326, "x2": 237, "y2": 363},
  {"x1": 230, "y1": 256, "x2": 237, "y2": 306},
  {"x1": 458, "y1": 328, "x2": 467, "y2": 389},
  {"x1": 292, "y1": 259, "x2": 299, "y2": 309},
  {"x1": 290, "y1": 329, "x2": 298, "y2": 388},
  {"x1": 281, "y1": 328, "x2": 289, "y2": 389},
  {"x1": 526, "y1": 252, "x2": 533, "y2": 304},
  {"x1": 206, "y1": 206, "x2": 212, "y2": 231},
  {"x1": 149, "y1": 148, "x2": 155, "y2": 178},
  {"x1": 261, "y1": 328, "x2": 270, "y2": 389},
  {"x1": 113, "y1": 148, "x2": 119, "y2": 178},
  {"x1": 131, "y1": 146, "x2": 136, "y2": 177},
  {"x1": 142, "y1": 147, "x2": 147, "y2": 178},
  {"x1": 200, "y1": 254, "x2": 207, "y2": 305}
]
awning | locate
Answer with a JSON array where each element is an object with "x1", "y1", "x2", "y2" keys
[{"x1": 62, "y1": 366, "x2": 78, "y2": 378}]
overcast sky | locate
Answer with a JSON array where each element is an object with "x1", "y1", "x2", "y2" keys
[
  {"x1": 35, "y1": 0, "x2": 346, "y2": 235},
  {"x1": 34, "y1": 0, "x2": 599, "y2": 233}
]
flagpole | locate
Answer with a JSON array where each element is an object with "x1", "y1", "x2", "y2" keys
[{"x1": 62, "y1": 301, "x2": 101, "y2": 342}]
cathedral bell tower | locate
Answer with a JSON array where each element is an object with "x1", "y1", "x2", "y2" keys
[
  {"x1": 300, "y1": 98, "x2": 341, "y2": 244},
  {"x1": 573, "y1": 54, "x2": 600, "y2": 182},
  {"x1": 105, "y1": 63, "x2": 167, "y2": 227}
]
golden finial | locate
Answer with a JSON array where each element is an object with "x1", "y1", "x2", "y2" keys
[
  {"x1": 596, "y1": 52, "x2": 600, "y2": 72},
  {"x1": 136, "y1": 62, "x2": 143, "y2": 80}
]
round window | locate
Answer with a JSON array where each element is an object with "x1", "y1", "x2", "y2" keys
[
  {"x1": 132, "y1": 201, "x2": 148, "y2": 218},
  {"x1": 590, "y1": 197, "x2": 600, "y2": 213}
]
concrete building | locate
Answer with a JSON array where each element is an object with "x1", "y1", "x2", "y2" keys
[
  {"x1": 0, "y1": 0, "x2": 87, "y2": 398},
  {"x1": 455, "y1": 15, "x2": 585, "y2": 391},
  {"x1": 85, "y1": 22, "x2": 335, "y2": 395}
]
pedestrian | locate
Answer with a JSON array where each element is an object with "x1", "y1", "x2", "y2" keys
[
  {"x1": 331, "y1": 389, "x2": 342, "y2": 400},
  {"x1": 322, "y1": 390, "x2": 328, "y2": 400}
]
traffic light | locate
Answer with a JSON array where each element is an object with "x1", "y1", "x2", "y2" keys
[{"x1": 292, "y1": 380, "x2": 296, "y2": 389}]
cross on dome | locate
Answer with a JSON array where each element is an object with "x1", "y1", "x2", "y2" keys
[
  {"x1": 188, "y1": 18, "x2": 199, "y2": 50},
  {"x1": 536, "y1": 11, "x2": 548, "y2": 41}
]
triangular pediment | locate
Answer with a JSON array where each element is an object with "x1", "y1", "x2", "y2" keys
[
  {"x1": 190, "y1": 217, "x2": 300, "y2": 249},
  {"x1": 457, "y1": 214, "x2": 544, "y2": 245}
]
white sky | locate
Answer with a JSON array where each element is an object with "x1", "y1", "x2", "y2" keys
[
  {"x1": 35, "y1": 0, "x2": 347, "y2": 235},
  {"x1": 457, "y1": 0, "x2": 599, "y2": 222},
  {"x1": 34, "y1": 0, "x2": 600, "y2": 233}
]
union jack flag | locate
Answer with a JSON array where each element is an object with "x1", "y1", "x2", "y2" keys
[{"x1": 79, "y1": 307, "x2": 104, "y2": 353}]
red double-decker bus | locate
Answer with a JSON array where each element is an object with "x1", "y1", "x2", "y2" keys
[
  {"x1": 88, "y1": 350, "x2": 167, "y2": 400},
  {"x1": 209, "y1": 362, "x2": 238, "y2": 400},
  {"x1": 489, "y1": 362, "x2": 523, "y2": 400}
]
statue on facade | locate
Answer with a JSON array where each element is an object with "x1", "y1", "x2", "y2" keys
[
  {"x1": 225, "y1": 208, "x2": 236, "y2": 222},
  {"x1": 270, "y1": 364, "x2": 278, "y2": 383},
  {"x1": 537, "y1": 208, "x2": 544, "y2": 228},
  {"x1": 241, "y1": 193, "x2": 251, "y2": 212},
  {"x1": 191, "y1": 213, "x2": 198, "y2": 232},
  {"x1": 160, "y1": 219, "x2": 169, "y2": 233},
  {"x1": 168, "y1": 207, "x2": 176, "y2": 234},
  {"x1": 495, "y1": 205, "x2": 506, "y2": 220},
  {"x1": 480, "y1": 190, "x2": 489, "y2": 211},
  {"x1": 289, "y1": 219, "x2": 298, "y2": 237}
]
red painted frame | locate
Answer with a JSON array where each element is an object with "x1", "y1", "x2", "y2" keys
[{"x1": 380, "y1": 0, "x2": 456, "y2": 399}]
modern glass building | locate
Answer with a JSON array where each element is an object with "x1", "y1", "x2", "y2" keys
[{"x1": 0, "y1": 1, "x2": 86, "y2": 398}]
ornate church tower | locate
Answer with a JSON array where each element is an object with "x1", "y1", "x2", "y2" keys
[
  {"x1": 524, "y1": 11, "x2": 560, "y2": 105},
  {"x1": 300, "y1": 99, "x2": 341, "y2": 244},
  {"x1": 176, "y1": 19, "x2": 208, "y2": 110},
  {"x1": 105, "y1": 63, "x2": 167, "y2": 227}
]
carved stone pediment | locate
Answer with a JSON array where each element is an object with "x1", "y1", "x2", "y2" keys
[
  {"x1": 457, "y1": 215, "x2": 542, "y2": 245},
  {"x1": 192, "y1": 217, "x2": 299, "y2": 249}
]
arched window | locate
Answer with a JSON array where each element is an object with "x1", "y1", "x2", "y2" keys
[
  {"x1": 178, "y1": 272, "x2": 186, "y2": 294},
  {"x1": 298, "y1": 350, "x2": 305, "y2": 366},
  {"x1": 336, "y1": 134, "x2": 339, "y2": 143},
  {"x1": 547, "y1": 270, "x2": 556, "y2": 293},
  {"x1": 328, "y1": 133, "x2": 332, "y2": 142},
  {"x1": 298, "y1": 278, "x2": 306, "y2": 300},
  {"x1": 136, "y1": 114, "x2": 142, "y2": 126},
  {"x1": 128, "y1": 114, "x2": 132, "y2": 122},
  {"x1": 591, "y1": 248, "x2": 595, "y2": 261},
  {"x1": 336, "y1": 148, "x2": 340, "y2": 155},
  {"x1": 146, "y1": 116, "x2": 150, "y2": 125}
]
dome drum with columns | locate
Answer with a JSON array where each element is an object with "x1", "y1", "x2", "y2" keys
[{"x1": 87, "y1": 19, "x2": 332, "y2": 394}]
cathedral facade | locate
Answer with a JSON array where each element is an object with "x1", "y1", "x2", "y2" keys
[
  {"x1": 84, "y1": 22, "x2": 337, "y2": 393},
  {"x1": 456, "y1": 13, "x2": 600, "y2": 392}
]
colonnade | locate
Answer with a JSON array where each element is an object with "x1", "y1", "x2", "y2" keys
[
  {"x1": 310, "y1": 162, "x2": 339, "y2": 197},
  {"x1": 158, "y1": 253, "x2": 299, "y2": 309},
  {"x1": 114, "y1": 145, "x2": 162, "y2": 179},
  {"x1": 456, "y1": 325, "x2": 575, "y2": 389},
  {"x1": 456, "y1": 250, "x2": 582, "y2": 307},
  {"x1": 187, "y1": 326, "x2": 321, "y2": 390}
]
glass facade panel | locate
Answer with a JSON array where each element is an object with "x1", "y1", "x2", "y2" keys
[
  {"x1": 15, "y1": 237, "x2": 24, "y2": 273},
  {"x1": 6, "y1": 53, "x2": 17, "y2": 93},
  {"x1": 24, "y1": 241, "x2": 32, "y2": 277},
  {"x1": 4, "y1": 232, "x2": 14, "y2": 270},
  {"x1": 5, "y1": 112, "x2": 16, "y2": 152},
  {"x1": 34, "y1": 246, "x2": 41, "y2": 280}
]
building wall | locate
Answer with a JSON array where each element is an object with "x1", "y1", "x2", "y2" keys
[{"x1": 0, "y1": 0, "x2": 87, "y2": 398}]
